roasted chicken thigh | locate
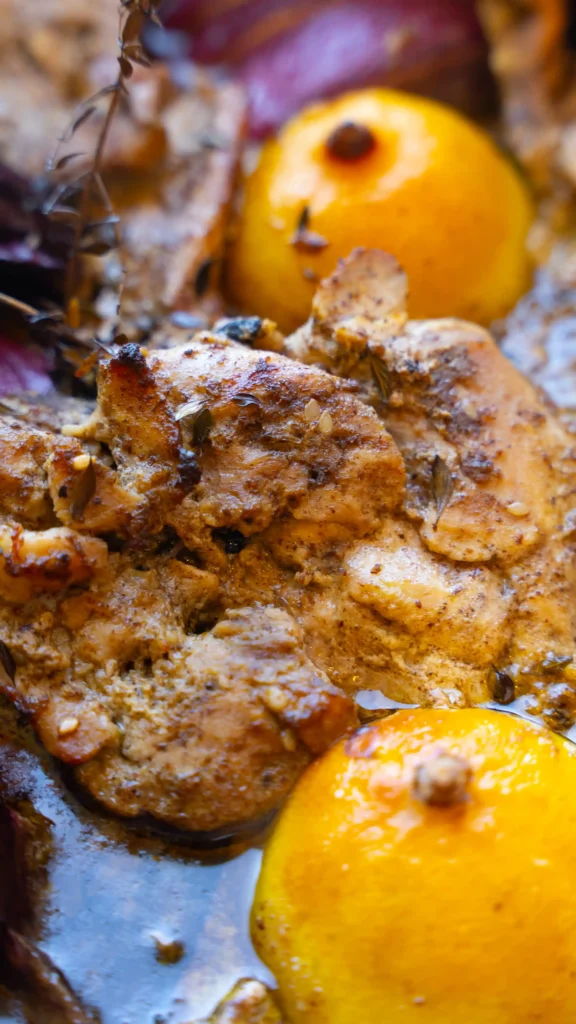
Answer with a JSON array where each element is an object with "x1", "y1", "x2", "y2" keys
[{"x1": 1, "y1": 251, "x2": 576, "y2": 831}]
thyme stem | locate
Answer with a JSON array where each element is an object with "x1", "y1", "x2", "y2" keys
[
  {"x1": 0, "y1": 293, "x2": 39, "y2": 317},
  {"x1": 64, "y1": 75, "x2": 123, "y2": 319}
]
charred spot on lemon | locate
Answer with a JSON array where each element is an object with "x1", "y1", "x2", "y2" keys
[
  {"x1": 253, "y1": 709, "x2": 576, "y2": 1024},
  {"x1": 228, "y1": 89, "x2": 534, "y2": 332}
]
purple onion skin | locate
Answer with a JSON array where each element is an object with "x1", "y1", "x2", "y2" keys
[
  {"x1": 159, "y1": 0, "x2": 493, "y2": 137},
  {"x1": 0, "y1": 802, "x2": 31, "y2": 989},
  {"x1": 0, "y1": 162, "x2": 71, "y2": 314},
  {"x1": 0, "y1": 804, "x2": 31, "y2": 934},
  {"x1": 0, "y1": 164, "x2": 70, "y2": 271},
  {"x1": 0, "y1": 336, "x2": 53, "y2": 396}
]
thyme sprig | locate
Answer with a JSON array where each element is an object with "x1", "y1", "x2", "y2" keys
[{"x1": 45, "y1": 0, "x2": 162, "y2": 331}]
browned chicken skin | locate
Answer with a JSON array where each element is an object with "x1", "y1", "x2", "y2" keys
[
  {"x1": 1, "y1": 251, "x2": 576, "y2": 830},
  {"x1": 285, "y1": 251, "x2": 576, "y2": 707}
]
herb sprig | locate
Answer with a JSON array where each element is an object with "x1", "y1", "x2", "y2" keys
[{"x1": 44, "y1": 0, "x2": 162, "y2": 331}]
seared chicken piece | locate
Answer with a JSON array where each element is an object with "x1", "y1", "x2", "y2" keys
[
  {"x1": 285, "y1": 250, "x2": 576, "y2": 706},
  {"x1": 2, "y1": 251, "x2": 576, "y2": 829}
]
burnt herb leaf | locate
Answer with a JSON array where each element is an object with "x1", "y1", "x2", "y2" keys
[
  {"x1": 78, "y1": 238, "x2": 114, "y2": 256},
  {"x1": 297, "y1": 205, "x2": 310, "y2": 233},
  {"x1": 192, "y1": 406, "x2": 213, "y2": 445},
  {"x1": 291, "y1": 205, "x2": 328, "y2": 253},
  {"x1": 212, "y1": 528, "x2": 248, "y2": 554},
  {"x1": 0, "y1": 641, "x2": 16, "y2": 683},
  {"x1": 47, "y1": 205, "x2": 81, "y2": 223},
  {"x1": 369, "y1": 352, "x2": 391, "y2": 402},
  {"x1": 69, "y1": 459, "x2": 96, "y2": 520},
  {"x1": 431, "y1": 454, "x2": 454, "y2": 527},
  {"x1": 194, "y1": 259, "x2": 214, "y2": 297},
  {"x1": 87, "y1": 83, "x2": 120, "y2": 103},
  {"x1": 176, "y1": 402, "x2": 213, "y2": 445},
  {"x1": 215, "y1": 316, "x2": 263, "y2": 346},
  {"x1": 491, "y1": 667, "x2": 515, "y2": 705}
]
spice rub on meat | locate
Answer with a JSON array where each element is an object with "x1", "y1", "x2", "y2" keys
[
  {"x1": 284, "y1": 250, "x2": 576, "y2": 712},
  {"x1": 2, "y1": 251, "x2": 576, "y2": 830}
]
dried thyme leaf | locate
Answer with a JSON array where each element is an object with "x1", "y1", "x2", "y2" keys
[
  {"x1": 118, "y1": 56, "x2": 134, "y2": 79},
  {"x1": 215, "y1": 317, "x2": 263, "y2": 345},
  {"x1": 0, "y1": 641, "x2": 16, "y2": 683},
  {"x1": 85, "y1": 215, "x2": 120, "y2": 230},
  {"x1": 69, "y1": 459, "x2": 96, "y2": 520},
  {"x1": 233, "y1": 393, "x2": 261, "y2": 408},
  {"x1": 125, "y1": 48, "x2": 152, "y2": 68},
  {"x1": 369, "y1": 352, "x2": 391, "y2": 402},
  {"x1": 431, "y1": 455, "x2": 454, "y2": 527},
  {"x1": 87, "y1": 83, "x2": 121, "y2": 103},
  {"x1": 78, "y1": 238, "x2": 115, "y2": 256},
  {"x1": 491, "y1": 667, "x2": 515, "y2": 705},
  {"x1": 176, "y1": 402, "x2": 213, "y2": 445},
  {"x1": 290, "y1": 205, "x2": 329, "y2": 252},
  {"x1": 47, "y1": 205, "x2": 81, "y2": 223},
  {"x1": 42, "y1": 179, "x2": 84, "y2": 215},
  {"x1": 28, "y1": 311, "x2": 64, "y2": 325},
  {"x1": 54, "y1": 152, "x2": 86, "y2": 171},
  {"x1": 121, "y1": 8, "x2": 143, "y2": 43},
  {"x1": 69, "y1": 105, "x2": 97, "y2": 137},
  {"x1": 291, "y1": 230, "x2": 329, "y2": 253},
  {"x1": 297, "y1": 205, "x2": 310, "y2": 233},
  {"x1": 192, "y1": 406, "x2": 213, "y2": 445}
]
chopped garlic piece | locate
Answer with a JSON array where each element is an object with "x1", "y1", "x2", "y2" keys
[
  {"x1": 263, "y1": 685, "x2": 289, "y2": 713},
  {"x1": 318, "y1": 411, "x2": 334, "y2": 435},
  {"x1": 72, "y1": 453, "x2": 91, "y2": 471},
  {"x1": 507, "y1": 501, "x2": 529, "y2": 518},
  {"x1": 304, "y1": 398, "x2": 321, "y2": 422},
  {"x1": 281, "y1": 729, "x2": 297, "y2": 752},
  {"x1": 58, "y1": 716, "x2": 79, "y2": 736}
]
